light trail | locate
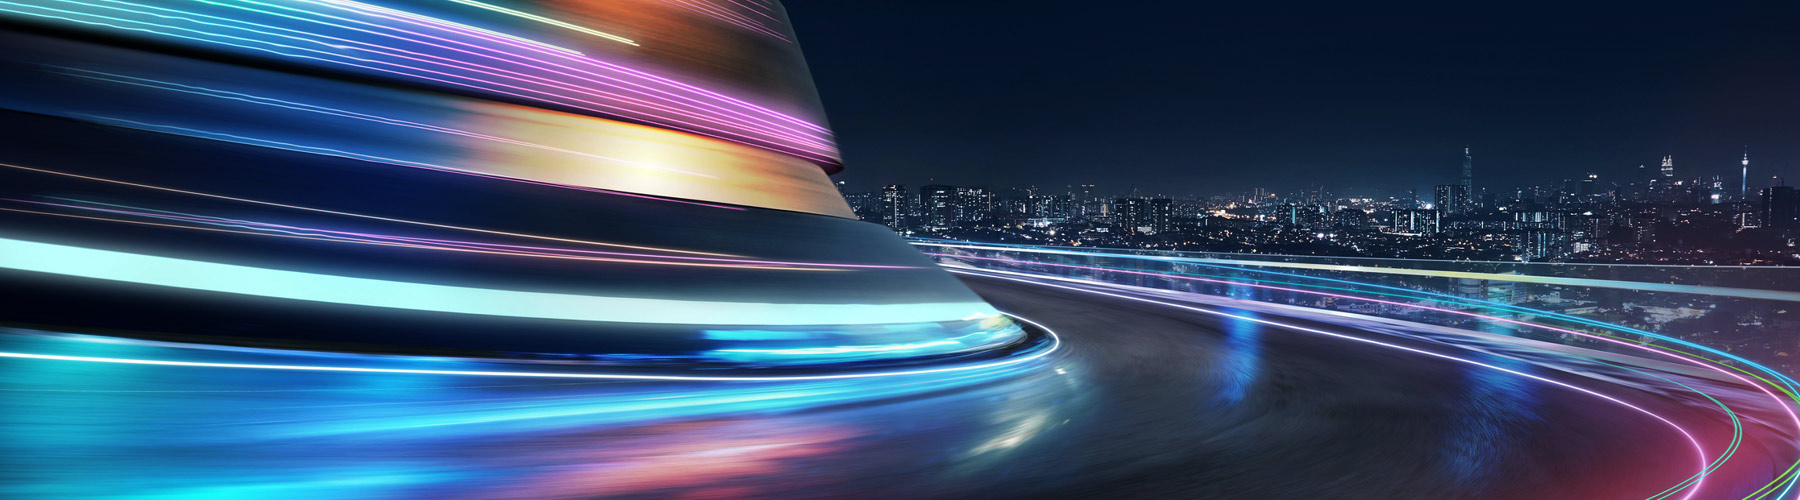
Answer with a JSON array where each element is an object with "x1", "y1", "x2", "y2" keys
[
  {"x1": 57, "y1": 67, "x2": 717, "y2": 179},
  {"x1": 914, "y1": 241, "x2": 1800, "y2": 412},
  {"x1": 330, "y1": 0, "x2": 588, "y2": 54},
  {"x1": 303, "y1": 0, "x2": 829, "y2": 136},
  {"x1": 912, "y1": 240, "x2": 1800, "y2": 301},
  {"x1": 927, "y1": 244, "x2": 1800, "y2": 498},
  {"x1": 951, "y1": 268, "x2": 1716, "y2": 500},
  {"x1": 435, "y1": 0, "x2": 636, "y2": 45},
  {"x1": 0, "y1": 237, "x2": 1001, "y2": 326},
  {"x1": 215, "y1": 0, "x2": 834, "y2": 153},
  {"x1": 955, "y1": 264, "x2": 1767, "y2": 497},
  {"x1": 932, "y1": 252, "x2": 1800, "y2": 417},
  {"x1": 85, "y1": 114, "x2": 759, "y2": 210},
  {"x1": 0, "y1": 161, "x2": 738, "y2": 256},
  {"x1": 7, "y1": 198, "x2": 915, "y2": 270},
  {"x1": 0, "y1": 314, "x2": 1059, "y2": 382},
  {"x1": 0, "y1": 0, "x2": 841, "y2": 164},
  {"x1": 0, "y1": 205, "x2": 834, "y2": 271},
  {"x1": 920, "y1": 245, "x2": 1800, "y2": 423},
  {"x1": 315, "y1": 0, "x2": 828, "y2": 136},
  {"x1": 659, "y1": 0, "x2": 790, "y2": 42}
]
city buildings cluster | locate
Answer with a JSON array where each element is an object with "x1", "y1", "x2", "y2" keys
[{"x1": 841, "y1": 148, "x2": 1800, "y2": 265}]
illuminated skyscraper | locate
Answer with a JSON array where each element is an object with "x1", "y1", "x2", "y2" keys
[
  {"x1": 1743, "y1": 147, "x2": 1751, "y2": 199},
  {"x1": 921, "y1": 184, "x2": 959, "y2": 227},
  {"x1": 1764, "y1": 186, "x2": 1799, "y2": 229},
  {"x1": 1461, "y1": 146, "x2": 1473, "y2": 189},
  {"x1": 1435, "y1": 184, "x2": 1471, "y2": 215},
  {"x1": 1393, "y1": 209, "x2": 1441, "y2": 234},
  {"x1": 880, "y1": 184, "x2": 911, "y2": 229},
  {"x1": 1028, "y1": 195, "x2": 1071, "y2": 219},
  {"x1": 956, "y1": 186, "x2": 994, "y2": 223}
]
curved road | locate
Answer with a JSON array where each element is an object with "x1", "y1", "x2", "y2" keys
[{"x1": 0, "y1": 273, "x2": 1792, "y2": 499}]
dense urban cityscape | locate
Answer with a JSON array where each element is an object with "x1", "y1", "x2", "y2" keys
[
  {"x1": 7, "y1": 0, "x2": 1800, "y2": 497},
  {"x1": 843, "y1": 148, "x2": 1800, "y2": 265}
]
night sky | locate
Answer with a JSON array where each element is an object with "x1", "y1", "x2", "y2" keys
[{"x1": 785, "y1": 2, "x2": 1800, "y2": 198}]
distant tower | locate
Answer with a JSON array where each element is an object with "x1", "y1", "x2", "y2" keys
[
  {"x1": 1661, "y1": 155, "x2": 1675, "y2": 179},
  {"x1": 1742, "y1": 147, "x2": 1750, "y2": 198},
  {"x1": 1461, "y1": 147, "x2": 1473, "y2": 189}
]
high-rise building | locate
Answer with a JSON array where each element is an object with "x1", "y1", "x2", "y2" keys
[
  {"x1": 1661, "y1": 155, "x2": 1675, "y2": 179},
  {"x1": 1763, "y1": 185, "x2": 1799, "y2": 229},
  {"x1": 1434, "y1": 184, "x2": 1470, "y2": 215},
  {"x1": 844, "y1": 191, "x2": 878, "y2": 221},
  {"x1": 1461, "y1": 146, "x2": 1473, "y2": 189},
  {"x1": 1149, "y1": 198, "x2": 1174, "y2": 234},
  {"x1": 1515, "y1": 230, "x2": 1566, "y2": 261},
  {"x1": 920, "y1": 185, "x2": 959, "y2": 227},
  {"x1": 1332, "y1": 208, "x2": 1370, "y2": 229},
  {"x1": 879, "y1": 184, "x2": 910, "y2": 229},
  {"x1": 955, "y1": 186, "x2": 993, "y2": 223},
  {"x1": 1068, "y1": 184, "x2": 1097, "y2": 216},
  {"x1": 1742, "y1": 147, "x2": 1751, "y2": 199},
  {"x1": 1277, "y1": 204, "x2": 1327, "y2": 229},
  {"x1": 1393, "y1": 209, "x2": 1441, "y2": 234},
  {"x1": 1114, "y1": 198, "x2": 1174, "y2": 235},
  {"x1": 1028, "y1": 195, "x2": 1071, "y2": 220}
]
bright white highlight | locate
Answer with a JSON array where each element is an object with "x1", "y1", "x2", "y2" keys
[{"x1": 0, "y1": 237, "x2": 997, "y2": 326}]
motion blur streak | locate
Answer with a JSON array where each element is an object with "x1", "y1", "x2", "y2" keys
[
  {"x1": 923, "y1": 242, "x2": 1800, "y2": 498},
  {"x1": 3, "y1": 198, "x2": 913, "y2": 270},
  {"x1": 0, "y1": 0, "x2": 1026, "y2": 366},
  {"x1": 952, "y1": 268, "x2": 1716, "y2": 500},
  {"x1": 0, "y1": 162, "x2": 739, "y2": 256},
  {"x1": 7, "y1": 1, "x2": 1798, "y2": 498},
  {"x1": 0, "y1": 57, "x2": 849, "y2": 214},
  {"x1": 0, "y1": 0, "x2": 841, "y2": 165},
  {"x1": 0, "y1": 314, "x2": 1054, "y2": 381},
  {"x1": 916, "y1": 240, "x2": 1800, "y2": 415},
  {"x1": 915, "y1": 240, "x2": 1800, "y2": 301},
  {"x1": 0, "y1": 237, "x2": 1000, "y2": 326},
  {"x1": 438, "y1": 0, "x2": 637, "y2": 45}
]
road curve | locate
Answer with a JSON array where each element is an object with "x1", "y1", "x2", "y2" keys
[{"x1": 0, "y1": 273, "x2": 1792, "y2": 499}]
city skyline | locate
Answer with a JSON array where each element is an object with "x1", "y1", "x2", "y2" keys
[
  {"x1": 7, "y1": 2, "x2": 1800, "y2": 498},
  {"x1": 840, "y1": 142, "x2": 1800, "y2": 266},
  {"x1": 837, "y1": 146, "x2": 1791, "y2": 202}
]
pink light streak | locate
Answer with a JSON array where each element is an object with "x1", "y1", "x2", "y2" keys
[
  {"x1": 27, "y1": 0, "x2": 839, "y2": 165},
  {"x1": 10, "y1": 199, "x2": 916, "y2": 270},
  {"x1": 955, "y1": 268, "x2": 1715, "y2": 500},
  {"x1": 936, "y1": 253, "x2": 1800, "y2": 447}
]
